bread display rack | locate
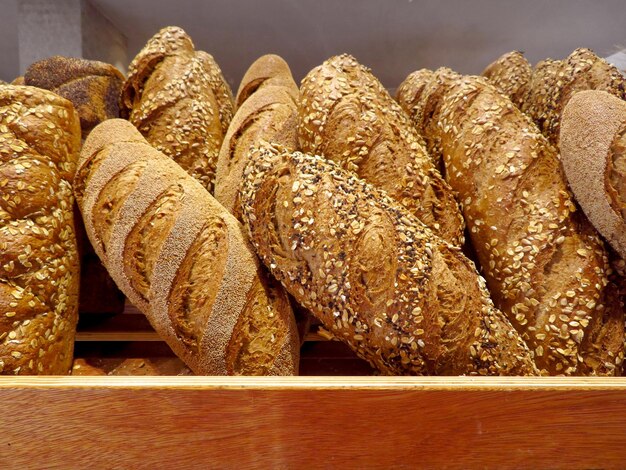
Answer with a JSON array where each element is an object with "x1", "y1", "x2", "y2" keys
[{"x1": 3, "y1": 2, "x2": 626, "y2": 469}]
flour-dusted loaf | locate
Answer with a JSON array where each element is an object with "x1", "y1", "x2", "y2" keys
[
  {"x1": 75, "y1": 119, "x2": 299, "y2": 375},
  {"x1": 481, "y1": 51, "x2": 532, "y2": 108},
  {"x1": 298, "y1": 54, "x2": 465, "y2": 246},
  {"x1": 240, "y1": 142, "x2": 538, "y2": 376},
  {"x1": 561, "y1": 90, "x2": 626, "y2": 260},
  {"x1": 397, "y1": 69, "x2": 625, "y2": 375},
  {"x1": 120, "y1": 26, "x2": 234, "y2": 193},
  {"x1": 0, "y1": 85, "x2": 81, "y2": 374},
  {"x1": 215, "y1": 54, "x2": 299, "y2": 220},
  {"x1": 24, "y1": 56, "x2": 127, "y2": 315}
]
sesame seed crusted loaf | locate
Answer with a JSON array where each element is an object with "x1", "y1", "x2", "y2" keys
[
  {"x1": 75, "y1": 118, "x2": 299, "y2": 375},
  {"x1": 0, "y1": 85, "x2": 81, "y2": 374},
  {"x1": 235, "y1": 54, "x2": 299, "y2": 108},
  {"x1": 396, "y1": 69, "x2": 624, "y2": 375},
  {"x1": 298, "y1": 54, "x2": 465, "y2": 246},
  {"x1": 561, "y1": 90, "x2": 626, "y2": 260},
  {"x1": 24, "y1": 56, "x2": 127, "y2": 315},
  {"x1": 481, "y1": 51, "x2": 532, "y2": 109},
  {"x1": 120, "y1": 26, "x2": 234, "y2": 193},
  {"x1": 215, "y1": 55, "x2": 299, "y2": 220},
  {"x1": 523, "y1": 48, "x2": 626, "y2": 146},
  {"x1": 240, "y1": 142, "x2": 538, "y2": 376}
]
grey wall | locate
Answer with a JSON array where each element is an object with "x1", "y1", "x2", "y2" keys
[{"x1": 2, "y1": 0, "x2": 626, "y2": 88}]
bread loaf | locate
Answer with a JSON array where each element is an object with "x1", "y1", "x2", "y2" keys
[
  {"x1": 120, "y1": 26, "x2": 234, "y2": 193},
  {"x1": 481, "y1": 51, "x2": 532, "y2": 108},
  {"x1": 72, "y1": 357, "x2": 192, "y2": 376},
  {"x1": 0, "y1": 85, "x2": 81, "y2": 374},
  {"x1": 24, "y1": 56, "x2": 127, "y2": 315},
  {"x1": 11, "y1": 77, "x2": 24, "y2": 85},
  {"x1": 240, "y1": 142, "x2": 538, "y2": 376},
  {"x1": 75, "y1": 118, "x2": 299, "y2": 375},
  {"x1": 396, "y1": 69, "x2": 624, "y2": 375},
  {"x1": 298, "y1": 54, "x2": 465, "y2": 246},
  {"x1": 235, "y1": 54, "x2": 299, "y2": 108},
  {"x1": 215, "y1": 54, "x2": 299, "y2": 220},
  {"x1": 561, "y1": 90, "x2": 626, "y2": 260}
]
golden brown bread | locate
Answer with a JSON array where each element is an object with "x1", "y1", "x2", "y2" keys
[
  {"x1": 561, "y1": 90, "x2": 626, "y2": 260},
  {"x1": 75, "y1": 118, "x2": 299, "y2": 375},
  {"x1": 481, "y1": 51, "x2": 532, "y2": 108},
  {"x1": 24, "y1": 56, "x2": 127, "y2": 315},
  {"x1": 235, "y1": 54, "x2": 299, "y2": 108},
  {"x1": 120, "y1": 26, "x2": 234, "y2": 193},
  {"x1": 24, "y1": 56, "x2": 124, "y2": 139},
  {"x1": 298, "y1": 54, "x2": 465, "y2": 246},
  {"x1": 397, "y1": 69, "x2": 624, "y2": 375},
  {"x1": 215, "y1": 54, "x2": 299, "y2": 220},
  {"x1": 11, "y1": 77, "x2": 24, "y2": 85},
  {"x1": 523, "y1": 48, "x2": 626, "y2": 146},
  {"x1": 72, "y1": 357, "x2": 192, "y2": 376},
  {"x1": 240, "y1": 142, "x2": 538, "y2": 376},
  {"x1": 0, "y1": 85, "x2": 81, "y2": 374}
]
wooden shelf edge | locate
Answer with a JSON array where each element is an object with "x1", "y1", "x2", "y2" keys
[{"x1": 2, "y1": 375, "x2": 626, "y2": 390}]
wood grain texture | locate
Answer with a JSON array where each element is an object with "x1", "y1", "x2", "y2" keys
[{"x1": 1, "y1": 377, "x2": 626, "y2": 469}]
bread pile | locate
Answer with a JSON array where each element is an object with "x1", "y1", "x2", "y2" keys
[{"x1": 2, "y1": 26, "x2": 626, "y2": 376}]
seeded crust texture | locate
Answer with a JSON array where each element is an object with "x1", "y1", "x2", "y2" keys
[
  {"x1": 481, "y1": 51, "x2": 532, "y2": 109},
  {"x1": 298, "y1": 54, "x2": 465, "y2": 246},
  {"x1": 241, "y1": 142, "x2": 538, "y2": 376},
  {"x1": 0, "y1": 85, "x2": 81, "y2": 374},
  {"x1": 397, "y1": 69, "x2": 624, "y2": 375},
  {"x1": 215, "y1": 54, "x2": 299, "y2": 220},
  {"x1": 75, "y1": 119, "x2": 299, "y2": 376},
  {"x1": 120, "y1": 26, "x2": 234, "y2": 193},
  {"x1": 11, "y1": 77, "x2": 24, "y2": 86},
  {"x1": 24, "y1": 56, "x2": 127, "y2": 315},
  {"x1": 561, "y1": 90, "x2": 626, "y2": 260},
  {"x1": 235, "y1": 54, "x2": 299, "y2": 108}
]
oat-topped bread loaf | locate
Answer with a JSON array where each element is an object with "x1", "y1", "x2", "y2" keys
[
  {"x1": 235, "y1": 54, "x2": 299, "y2": 108},
  {"x1": 240, "y1": 142, "x2": 538, "y2": 376},
  {"x1": 120, "y1": 26, "x2": 234, "y2": 193},
  {"x1": 11, "y1": 77, "x2": 24, "y2": 85},
  {"x1": 24, "y1": 56, "x2": 127, "y2": 315},
  {"x1": 75, "y1": 119, "x2": 299, "y2": 375},
  {"x1": 561, "y1": 90, "x2": 626, "y2": 260},
  {"x1": 299, "y1": 54, "x2": 465, "y2": 246},
  {"x1": 397, "y1": 69, "x2": 624, "y2": 375},
  {"x1": 0, "y1": 85, "x2": 81, "y2": 374},
  {"x1": 24, "y1": 56, "x2": 124, "y2": 139},
  {"x1": 481, "y1": 51, "x2": 532, "y2": 108},
  {"x1": 215, "y1": 54, "x2": 299, "y2": 220}
]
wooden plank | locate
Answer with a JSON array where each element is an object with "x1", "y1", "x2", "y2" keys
[{"x1": 0, "y1": 376, "x2": 626, "y2": 468}]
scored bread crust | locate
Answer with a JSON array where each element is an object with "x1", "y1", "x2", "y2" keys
[
  {"x1": 120, "y1": 26, "x2": 234, "y2": 193},
  {"x1": 235, "y1": 54, "x2": 299, "y2": 108},
  {"x1": 481, "y1": 51, "x2": 532, "y2": 109},
  {"x1": 0, "y1": 85, "x2": 81, "y2": 374},
  {"x1": 397, "y1": 69, "x2": 624, "y2": 375},
  {"x1": 561, "y1": 90, "x2": 626, "y2": 260},
  {"x1": 240, "y1": 142, "x2": 538, "y2": 376},
  {"x1": 298, "y1": 54, "x2": 465, "y2": 246},
  {"x1": 215, "y1": 55, "x2": 299, "y2": 220},
  {"x1": 75, "y1": 119, "x2": 299, "y2": 376}
]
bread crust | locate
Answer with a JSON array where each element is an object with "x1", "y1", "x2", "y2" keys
[
  {"x1": 240, "y1": 142, "x2": 538, "y2": 376},
  {"x1": 299, "y1": 54, "x2": 465, "y2": 246},
  {"x1": 397, "y1": 69, "x2": 624, "y2": 375},
  {"x1": 0, "y1": 85, "x2": 81, "y2": 374},
  {"x1": 76, "y1": 119, "x2": 299, "y2": 376},
  {"x1": 235, "y1": 54, "x2": 298, "y2": 108},
  {"x1": 482, "y1": 51, "x2": 532, "y2": 108}
]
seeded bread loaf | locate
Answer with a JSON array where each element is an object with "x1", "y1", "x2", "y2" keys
[
  {"x1": 235, "y1": 54, "x2": 299, "y2": 108},
  {"x1": 561, "y1": 90, "x2": 626, "y2": 260},
  {"x1": 240, "y1": 142, "x2": 538, "y2": 375},
  {"x1": 396, "y1": 69, "x2": 624, "y2": 375},
  {"x1": 215, "y1": 54, "x2": 299, "y2": 220},
  {"x1": 120, "y1": 26, "x2": 234, "y2": 193},
  {"x1": 298, "y1": 54, "x2": 465, "y2": 246},
  {"x1": 75, "y1": 118, "x2": 299, "y2": 375},
  {"x1": 11, "y1": 77, "x2": 24, "y2": 85},
  {"x1": 0, "y1": 85, "x2": 81, "y2": 374},
  {"x1": 24, "y1": 56, "x2": 127, "y2": 315},
  {"x1": 524, "y1": 48, "x2": 626, "y2": 146},
  {"x1": 481, "y1": 51, "x2": 532, "y2": 108}
]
